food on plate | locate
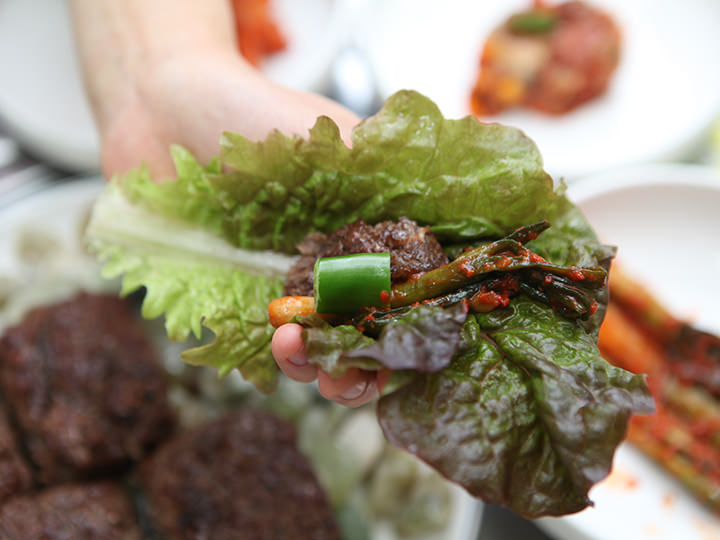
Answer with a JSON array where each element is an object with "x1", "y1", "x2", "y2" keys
[
  {"x1": 470, "y1": 0, "x2": 621, "y2": 116},
  {"x1": 0, "y1": 402, "x2": 32, "y2": 504},
  {"x1": 0, "y1": 482, "x2": 143, "y2": 540},
  {"x1": 86, "y1": 90, "x2": 653, "y2": 517},
  {"x1": 0, "y1": 293, "x2": 174, "y2": 482},
  {"x1": 230, "y1": 0, "x2": 287, "y2": 66},
  {"x1": 598, "y1": 269, "x2": 720, "y2": 513},
  {"x1": 141, "y1": 409, "x2": 340, "y2": 540}
]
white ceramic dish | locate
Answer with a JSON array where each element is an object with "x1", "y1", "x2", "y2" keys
[
  {"x1": 0, "y1": 0, "x2": 347, "y2": 174},
  {"x1": 0, "y1": 177, "x2": 484, "y2": 540},
  {"x1": 536, "y1": 163, "x2": 720, "y2": 540},
  {"x1": 0, "y1": 0, "x2": 101, "y2": 173},
  {"x1": 362, "y1": 0, "x2": 720, "y2": 181},
  {"x1": 260, "y1": 0, "x2": 348, "y2": 93}
]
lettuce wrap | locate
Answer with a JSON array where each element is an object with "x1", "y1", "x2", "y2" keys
[{"x1": 86, "y1": 90, "x2": 653, "y2": 518}]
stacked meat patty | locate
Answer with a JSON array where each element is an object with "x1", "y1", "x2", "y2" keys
[
  {"x1": 0, "y1": 483, "x2": 143, "y2": 540},
  {"x1": 0, "y1": 293, "x2": 174, "y2": 483},
  {"x1": 0, "y1": 292, "x2": 340, "y2": 539},
  {"x1": 143, "y1": 410, "x2": 340, "y2": 540}
]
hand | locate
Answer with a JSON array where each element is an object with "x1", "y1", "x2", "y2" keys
[
  {"x1": 71, "y1": 0, "x2": 374, "y2": 407},
  {"x1": 70, "y1": 0, "x2": 359, "y2": 179},
  {"x1": 272, "y1": 323, "x2": 390, "y2": 407},
  {"x1": 99, "y1": 49, "x2": 359, "y2": 179}
]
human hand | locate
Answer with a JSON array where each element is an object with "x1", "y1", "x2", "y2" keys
[
  {"x1": 272, "y1": 323, "x2": 391, "y2": 408},
  {"x1": 70, "y1": 0, "x2": 359, "y2": 180},
  {"x1": 98, "y1": 49, "x2": 360, "y2": 180},
  {"x1": 71, "y1": 0, "x2": 375, "y2": 407}
]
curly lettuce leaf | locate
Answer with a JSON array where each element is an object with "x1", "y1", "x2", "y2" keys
[
  {"x1": 377, "y1": 298, "x2": 654, "y2": 518},
  {"x1": 87, "y1": 155, "x2": 291, "y2": 393},
  {"x1": 212, "y1": 90, "x2": 557, "y2": 252},
  {"x1": 300, "y1": 303, "x2": 469, "y2": 378},
  {"x1": 111, "y1": 244, "x2": 283, "y2": 392},
  {"x1": 301, "y1": 321, "x2": 380, "y2": 378},
  {"x1": 121, "y1": 146, "x2": 227, "y2": 236}
]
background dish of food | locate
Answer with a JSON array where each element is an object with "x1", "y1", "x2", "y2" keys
[
  {"x1": 0, "y1": 176, "x2": 484, "y2": 540},
  {"x1": 361, "y1": 0, "x2": 720, "y2": 181},
  {"x1": 534, "y1": 163, "x2": 720, "y2": 540},
  {"x1": 0, "y1": 0, "x2": 347, "y2": 174}
]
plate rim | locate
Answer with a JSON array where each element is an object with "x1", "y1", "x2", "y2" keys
[{"x1": 567, "y1": 162, "x2": 720, "y2": 204}]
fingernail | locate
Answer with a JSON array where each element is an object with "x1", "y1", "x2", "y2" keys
[
  {"x1": 287, "y1": 352, "x2": 307, "y2": 367},
  {"x1": 339, "y1": 379, "x2": 368, "y2": 401}
]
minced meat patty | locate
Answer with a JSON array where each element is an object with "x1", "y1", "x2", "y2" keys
[
  {"x1": 0, "y1": 401, "x2": 32, "y2": 503},
  {"x1": 0, "y1": 293, "x2": 174, "y2": 483},
  {"x1": 0, "y1": 482, "x2": 142, "y2": 540},
  {"x1": 284, "y1": 217, "x2": 448, "y2": 296},
  {"x1": 142, "y1": 409, "x2": 340, "y2": 540}
]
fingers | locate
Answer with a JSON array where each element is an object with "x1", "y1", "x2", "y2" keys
[
  {"x1": 271, "y1": 324, "x2": 383, "y2": 407},
  {"x1": 317, "y1": 368, "x2": 378, "y2": 408},
  {"x1": 271, "y1": 323, "x2": 317, "y2": 383}
]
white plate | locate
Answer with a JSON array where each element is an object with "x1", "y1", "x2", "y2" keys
[
  {"x1": 0, "y1": 0, "x2": 101, "y2": 173},
  {"x1": 536, "y1": 163, "x2": 720, "y2": 540},
  {"x1": 362, "y1": 0, "x2": 720, "y2": 181},
  {"x1": 0, "y1": 0, "x2": 347, "y2": 173},
  {"x1": 0, "y1": 177, "x2": 483, "y2": 540},
  {"x1": 260, "y1": 0, "x2": 348, "y2": 93}
]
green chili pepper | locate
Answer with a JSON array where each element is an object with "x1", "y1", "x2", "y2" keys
[
  {"x1": 314, "y1": 253, "x2": 391, "y2": 314},
  {"x1": 508, "y1": 11, "x2": 558, "y2": 34}
]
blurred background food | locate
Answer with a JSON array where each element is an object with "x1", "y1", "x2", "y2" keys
[
  {"x1": 599, "y1": 269, "x2": 720, "y2": 514},
  {"x1": 1, "y1": 1, "x2": 720, "y2": 539},
  {"x1": 470, "y1": 1, "x2": 622, "y2": 117},
  {"x1": 534, "y1": 164, "x2": 720, "y2": 540},
  {"x1": 362, "y1": 0, "x2": 720, "y2": 180}
]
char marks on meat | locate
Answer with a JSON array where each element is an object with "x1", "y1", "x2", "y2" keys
[{"x1": 285, "y1": 217, "x2": 449, "y2": 296}]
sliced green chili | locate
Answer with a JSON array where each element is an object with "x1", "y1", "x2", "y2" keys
[
  {"x1": 314, "y1": 253, "x2": 391, "y2": 314},
  {"x1": 508, "y1": 11, "x2": 558, "y2": 34}
]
